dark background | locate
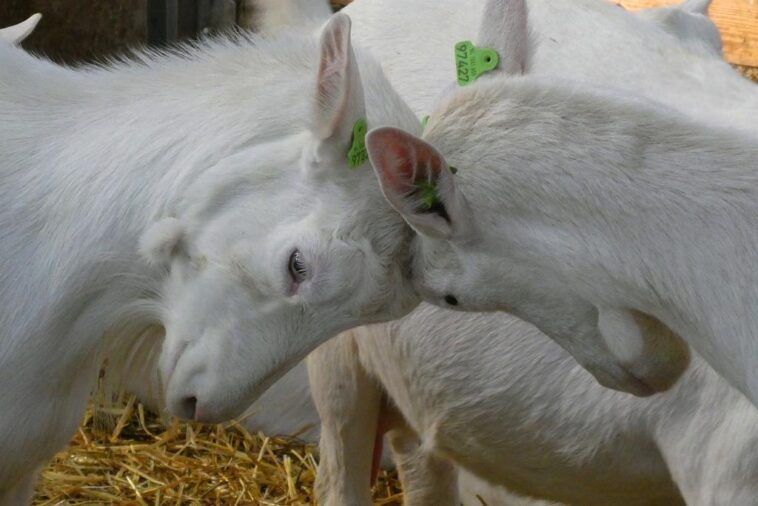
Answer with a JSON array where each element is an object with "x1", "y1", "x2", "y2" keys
[
  {"x1": 1, "y1": 0, "x2": 148, "y2": 63},
  {"x1": 0, "y1": 1, "x2": 348, "y2": 65}
]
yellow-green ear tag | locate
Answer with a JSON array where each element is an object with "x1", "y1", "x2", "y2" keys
[
  {"x1": 455, "y1": 41, "x2": 499, "y2": 86},
  {"x1": 416, "y1": 180, "x2": 441, "y2": 210},
  {"x1": 347, "y1": 118, "x2": 368, "y2": 168}
]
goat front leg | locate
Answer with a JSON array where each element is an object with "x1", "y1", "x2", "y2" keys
[
  {"x1": 387, "y1": 425, "x2": 459, "y2": 506},
  {"x1": 308, "y1": 331, "x2": 382, "y2": 506},
  {"x1": 0, "y1": 470, "x2": 40, "y2": 506}
]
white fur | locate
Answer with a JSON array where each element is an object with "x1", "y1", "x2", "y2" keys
[
  {"x1": 636, "y1": 0, "x2": 722, "y2": 57},
  {"x1": 339, "y1": 0, "x2": 758, "y2": 397},
  {"x1": 0, "y1": 14, "x2": 41, "y2": 46},
  {"x1": 233, "y1": 0, "x2": 744, "y2": 395},
  {"x1": 236, "y1": 0, "x2": 732, "y2": 425},
  {"x1": 340, "y1": 0, "x2": 758, "y2": 402},
  {"x1": 343, "y1": 0, "x2": 755, "y2": 133},
  {"x1": 370, "y1": 47, "x2": 758, "y2": 408},
  {"x1": 0, "y1": 15, "x2": 423, "y2": 502},
  {"x1": 310, "y1": 304, "x2": 758, "y2": 505},
  {"x1": 301, "y1": 0, "x2": 758, "y2": 503}
]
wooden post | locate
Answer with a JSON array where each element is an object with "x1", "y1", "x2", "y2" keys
[
  {"x1": 148, "y1": 0, "x2": 237, "y2": 44},
  {"x1": 147, "y1": 0, "x2": 178, "y2": 45}
]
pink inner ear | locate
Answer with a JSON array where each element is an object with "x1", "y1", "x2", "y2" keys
[
  {"x1": 315, "y1": 15, "x2": 352, "y2": 138},
  {"x1": 378, "y1": 142, "x2": 418, "y2": 194},
  {"x1": 317, "y1": 31, "x2": 347, "y2": 99},
  {"x1": 368, "y1": 128, "x2": 445, "y2": 197}
]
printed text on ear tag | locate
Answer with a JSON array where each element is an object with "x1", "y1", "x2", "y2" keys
[
  {"x1": 455, "y1": 41, "x2": 499, "y2": 86},
  {"x1": 347, "y1": 118, "x2": 369, "y2": 168}
]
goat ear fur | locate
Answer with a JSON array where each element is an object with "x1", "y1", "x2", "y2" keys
[
  {"x1": 477, "y1": 0, "x2": 529, "y2": 75},
  {"x1": 367, "y1": 127, "x2": 472, "y2": 239},
  {"x1": 309, "y1": 13, "x2": 367, "y2": 165},
  {"x1": 680, "y1": 0, "x2": 712, "y2": 14}
]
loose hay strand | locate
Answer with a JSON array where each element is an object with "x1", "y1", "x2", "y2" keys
[{"x1": 33, "y1": 401, "x2": 402, "y2": 505}]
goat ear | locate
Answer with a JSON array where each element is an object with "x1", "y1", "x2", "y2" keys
[
  {"x1": 367, "y1": 127, "x2": 471, "y2": 239},
  {"x1": 476, "y1": 0, "x2": 528, "y2": 75},
  {"x1": 0, "y1": 13, "x2": 42, "y2": 46},
  {"x1": 680, "y1": 0, "x2": 712, "y2": 14},
  {"x1": 139, "y1": 218, "x2": 185, "y2": 267},
  {"x1": 310, "y1": 13, "x2": 366, "y2": 164}
]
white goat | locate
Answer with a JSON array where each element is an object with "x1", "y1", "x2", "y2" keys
[
  {"x1": 311, "y1": 304, "x2": 758, "y2": 505},
  {"x1": 139, "y1": 0, "x2": 729, "y2": 452},
  {"x1": 239, "y1": 0, "x2": 741, "y2": 399},
  {"x1": 339, "y1": 0, "x2": 758, "y2": 397},
  {"x1": 307, "y1": 1, "x2": 758, "y2": 504},
  {"x1": 364, "y1": 0, "x2": 758, "y2": 406},
  {"x1": 0, "y1": 15, "x2": 422, "y2": 503},
  {"x1": 238, "y1": 0, "x2": 737, "y2": 416},
  {"x1": 0, "y1": 9, "x2": 324, "y2": 460},
  {"x1": 234, "y1": 0, "x2": 735, "y2": 467},
  {"x1": 201, "y1": 0, "x2": 719, "y2": 466}
]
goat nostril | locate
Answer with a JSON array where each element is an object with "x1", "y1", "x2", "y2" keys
[
  {"x1": 181, "y1": 396, "x2": 198, "y2": 420},
  {"x1": 444, "y1": 295, "x2": 458, "y2": 306}
]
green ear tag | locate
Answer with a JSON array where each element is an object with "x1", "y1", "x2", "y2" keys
[
  {"x1": 421, "y1": 115, "x2": 430, "y2": 130},
  {"x1": 455, "y1": 40, "x2": 499, "y2": 86},
  {"x1": 415, "y1": 180, "x2": 441, "y2": 210},
  {"x1": 347, "y1": 118, "x2": 369, "y2": 168}
]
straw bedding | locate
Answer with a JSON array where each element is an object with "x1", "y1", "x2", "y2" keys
[
  {"x1": 739, "y1": 65, "x2": 758, "y2": 83},
  {"x1": 32, "y1": 397, "x2": 402, "y2": 505}
]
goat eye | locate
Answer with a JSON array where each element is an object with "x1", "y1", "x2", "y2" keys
[{"x1": 288, "y1": 249, "x2": 308, "y2": 283}]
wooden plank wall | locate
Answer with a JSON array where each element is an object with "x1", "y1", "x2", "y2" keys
[
  {"x1": 616, "y1": 0, "x2": 758, "y2": 67},
  {"x1": 0, "y1": 0, "x2": 147, "y2": 64}
]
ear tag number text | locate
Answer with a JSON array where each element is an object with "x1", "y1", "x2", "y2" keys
[{"x1": 455, "y1": 41, "x2": 499, "y2": 86}]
